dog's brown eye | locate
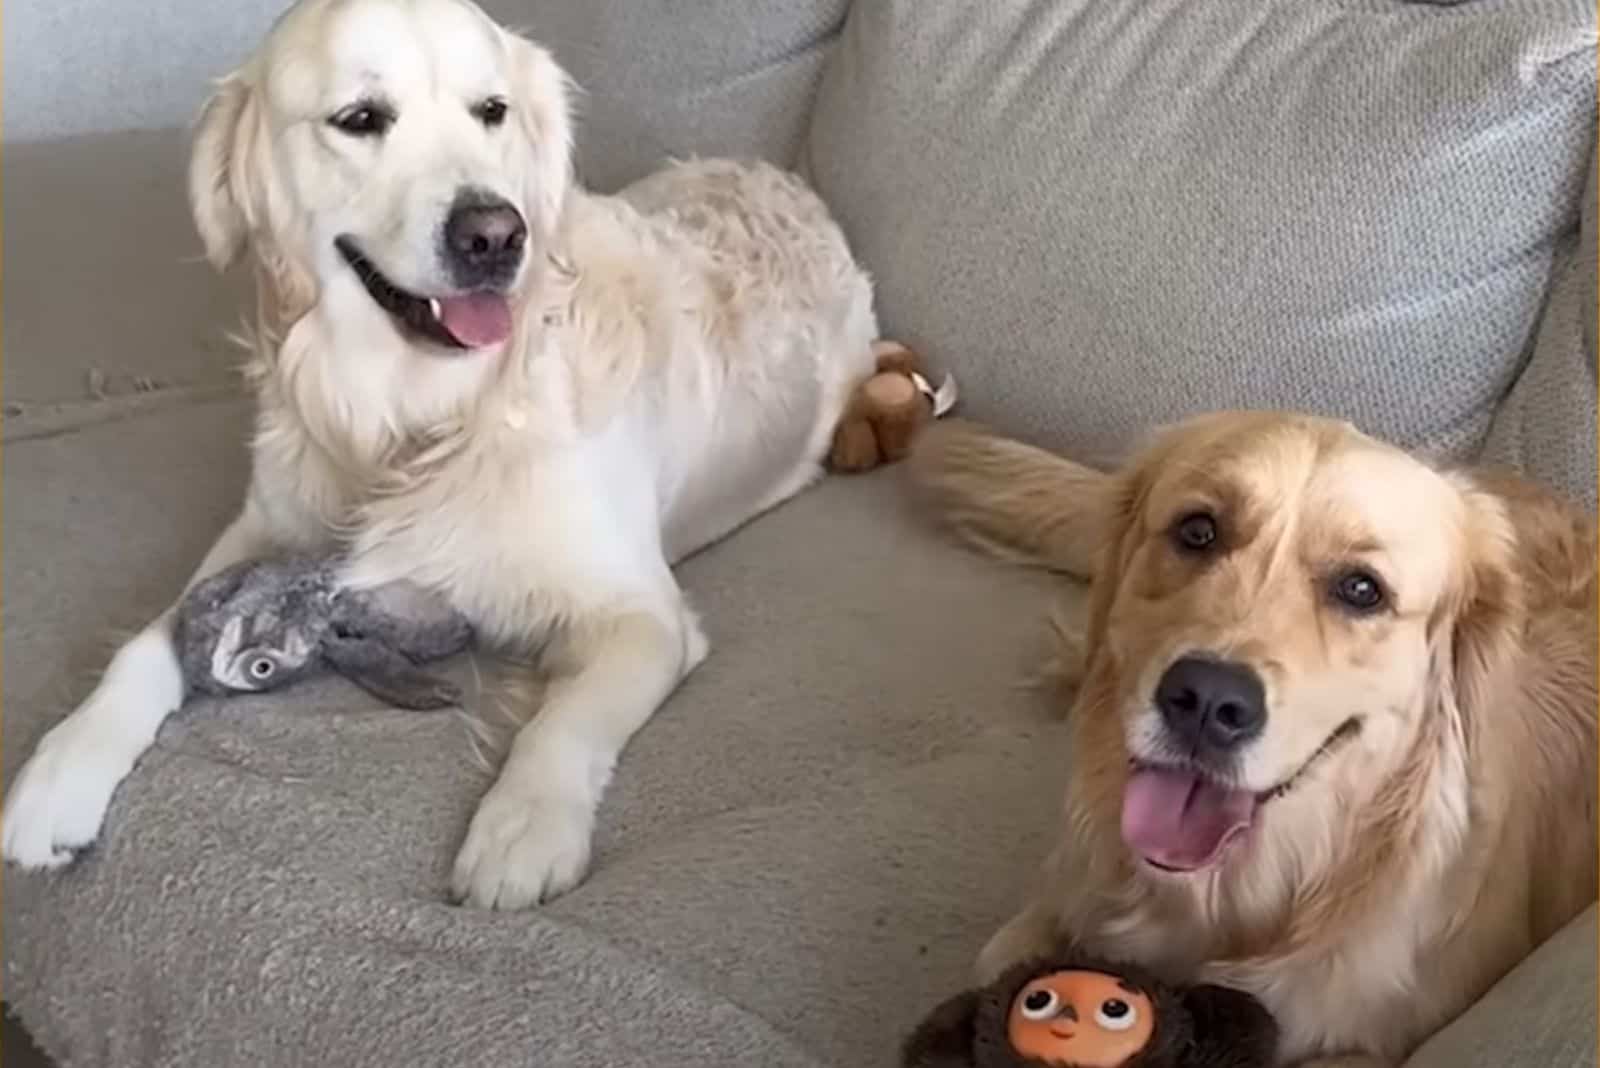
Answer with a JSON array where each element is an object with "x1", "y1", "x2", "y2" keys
[
  {"x1": 473, "y1": 97, "x2": 509, "y2": 128},
  {"x1": 329, "y1": 102, "x2": 395, "y2": 137},
  {"x1": 1333, "y1": 570, "x2": 1386, "y2": 613},
  {"x1": 1174, "y1": 512, "x2": 1218, "y2": 552}
]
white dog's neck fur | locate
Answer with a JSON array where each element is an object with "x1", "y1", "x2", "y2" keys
[{"x1": 243, "y1": 201, "x2": 598, "y2": 503}]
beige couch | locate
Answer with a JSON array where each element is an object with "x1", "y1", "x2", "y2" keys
[{"x1": 5, "y1": 1, "x2": 1595, "y2": 1065}]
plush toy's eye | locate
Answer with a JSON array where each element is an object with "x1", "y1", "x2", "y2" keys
[
  {"x1": 1019, "y1": 988, "x2": 1060, "y2": 1021},
  {"x1": 249, "y1": 656, "x2": 277, "y2": 680},
  {"x1": 1095, "y1": 998, "x2": 1137, "y2": 1032}
]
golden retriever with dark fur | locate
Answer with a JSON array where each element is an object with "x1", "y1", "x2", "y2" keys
[{"x1": 910, "y1": 411, "x2": 1597, "y2": 1067}]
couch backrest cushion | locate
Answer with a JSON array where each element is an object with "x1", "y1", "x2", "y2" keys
[
  {"x1": 806, "y1": 0, "x2": 1597, "y2": 469},
  {"x1": 1479, "y1": 151, "x2": 1597, "y2": 508},
  {"x1": 514, "y1": 0, "x2": 849, "y2": 194}
]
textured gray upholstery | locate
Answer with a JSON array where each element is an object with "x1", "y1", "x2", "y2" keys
[
  {"x1": 1, "y1": 0, "x2": 637, "y2": 141},
  {"x1": 1405, "y1": 903, "x2": 1598, "y2": 1068},
  {"x1": 4, "y1": 403, "x2": 1068, "y2": 1068},
  {"x1": 520, "y1": 0, "x2": 849, "y2": 194},
  {"x1": 806, "y1": 0, "x2": 1597, "y2": 500},
  {"x1": 1482, "y1": 149, "x2": 1599, "y2": 507},
  {"x1": 3, "y1": 132, "x2": 245, "y2": 403},
  {"x1": 4, "y1": 1, "x2": 1595, "y2": 1066}
]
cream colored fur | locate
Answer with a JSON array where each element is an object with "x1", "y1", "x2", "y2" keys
[
  {"x1": 911, "y1": 416, "x2": 1598, "y2": 1067},
  {"x1": 2, "y1": 0, "x2": 879, "y2": 911}
]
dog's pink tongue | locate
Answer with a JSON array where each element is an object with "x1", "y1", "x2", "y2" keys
[
  {"x1": 436, "y1": 293, "x2": 512, "y2": 348},
  {"x1": 1121, "y1": 767, "x2": 1256, "y2": 872}
]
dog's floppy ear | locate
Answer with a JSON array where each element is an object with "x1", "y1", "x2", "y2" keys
[
  {"x1": 1428, "y1": 475, "x2": 1526, "y2": 750},
  {"x1": 1076, "y1": 450, "x2": 1160, "y2": 664},
  {"x1": 188, "y1": 71, "x2": 264, "y2": 270},
  {"x1": 504, "y1": 33, "x2": 576, "y2": 247}
]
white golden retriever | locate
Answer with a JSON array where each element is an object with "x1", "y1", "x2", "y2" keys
[{"x1": 2, "y1": 0, "x2": 881, "y2": 909}]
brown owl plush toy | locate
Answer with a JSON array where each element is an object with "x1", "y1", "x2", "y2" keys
[{"x1": 902, "y1": 950, "x2": 1278, "y2": 1068}]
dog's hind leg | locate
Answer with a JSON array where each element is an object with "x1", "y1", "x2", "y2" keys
[{"x1": 2, "y1": 499, "x2": 286, "y2": 868}]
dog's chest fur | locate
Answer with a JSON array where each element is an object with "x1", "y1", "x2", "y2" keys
[
  {"x1": 245, "y1": 158, "x2": 878, "y2": 652},
  {"x1": 1082, "y1": 840, "x2": 1541, "y2": 1065}
]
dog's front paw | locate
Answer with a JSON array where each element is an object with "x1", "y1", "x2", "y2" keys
[
  {"x1": 451, "y1": 786, "x2": 594, "y2": 910},
  {"x1": 4, "y1": 628, "x2": 182, "y2": 869},
  {"x1": 3, "y1": 710, "x2": 137, "y2": 869}
]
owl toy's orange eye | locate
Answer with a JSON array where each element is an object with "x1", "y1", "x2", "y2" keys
[{"x1": 1007, "y1": 971, "x2": 1156, "y2": 1068}]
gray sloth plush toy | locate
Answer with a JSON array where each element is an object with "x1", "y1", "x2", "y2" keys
[{"x1": 175, "y1": 555, "x2": 473, "y2": 711}]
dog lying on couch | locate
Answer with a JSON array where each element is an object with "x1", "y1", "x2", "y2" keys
[{"x1": 2, "y1": 0, "x2": 892, "y2": 912}]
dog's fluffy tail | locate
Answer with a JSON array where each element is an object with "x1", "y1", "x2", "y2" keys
[{"x1": 906, "y1": 419, "x2": 1112, "y2": 580}]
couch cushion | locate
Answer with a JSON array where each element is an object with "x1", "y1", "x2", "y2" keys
[
  {"x1": 1403, "y1": 904, "x2": 1597, "y2": 1068},
  {"x1": 507, "y1": 0, "x2": 849, "y2": 193},
  {"x1": 3, "y1": 401, "x2": 1072, "y2": 1067},
  {"x1": 2, "y1": 130, "x2": 249, "y2": 407},
  {"x1": 7, "y1": 0, "x2": 285, "y2": 141},
  {"x1": 806, "y1": 0, "x2": 1597, "y2": 472},
  {"x1": 1480, "y1": 149, "x2": 1598, "y2": 508}
]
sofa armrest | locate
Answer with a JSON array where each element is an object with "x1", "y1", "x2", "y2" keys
[{"x1": 1403, "y1": 904, "x2": 1597, "y2": 1068}]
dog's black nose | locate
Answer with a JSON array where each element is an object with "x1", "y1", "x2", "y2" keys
[
  {"x1": 1155, "y1": 656, "x2": 1266, "y2": 752},
  {"x1": 443, "y1": 192, "x2": 527, "y2": 286}
]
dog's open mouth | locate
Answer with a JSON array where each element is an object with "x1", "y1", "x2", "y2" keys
[
  {"x1": 1121, "y1": 717, "x2": 1362, "y2": 874},
  {"x1": 335, "y1": 237, "x2": 513, "y2": 350}
]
